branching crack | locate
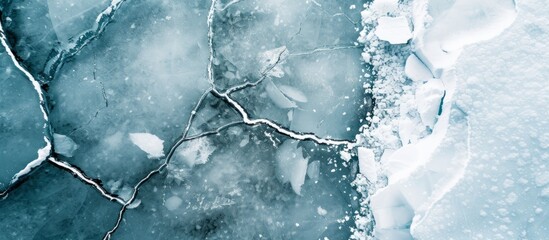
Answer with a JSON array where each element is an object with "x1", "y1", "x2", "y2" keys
[
  {"x1": 42, "y1": 0, "x2": 129, "y2": 82},
  {"x1": 211, "y1": 89, "x2": 353, "y2": 146},
  {"x1": 2, "y1": 0, "x2": 358, "y2": 236},
  {"x1": 102, "y1": 88, "x2": 217, "y2": 239}
]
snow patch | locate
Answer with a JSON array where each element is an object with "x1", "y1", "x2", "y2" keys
[
  {"x1": 415, "y1": 79, "x2": 445, "y2": 129},
  {"x1": 404, "y1": 54, "x2": 433, "y2": 82},
  {"x1": 11, "y1": 137, "x2": 51, "y2": 184},
  {"x1": 176, "y1": 137, "x2": 214, "y2": 167},
  {"x1": 414, "y1": 0, "x2": 517, "y2": 77},
  {"x1": 375, "y1": 16, "x2": 412, "y2": 44},
  {"x1": 357, "y1": 147, "x2": 377, "y2": 182}
]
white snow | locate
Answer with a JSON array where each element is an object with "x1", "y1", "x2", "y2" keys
[
  {"x1": 10, "y1": 137, "x2": 51, "y2": 184},
  {"x1": 414, "y1": 0, "x2": 517, "y2": 77},
  {"x1": 275, "y1": 140, "x2": 309, "y2": 195},
  {"x1": 357, "y1": 147, "x2": 377, "y2": 182},
  {"x1": 53, "y1": 133, "x2": 79, "y2": 157},
  {"x1": 129, "y1": 133, "x2": 165, "y2": 159},
  {"x1": 165, "y1": 195, "x2": 183, "y2": 211},
  {"x1": 317, "y1": 206, "x2": 328, "y2": 216},
  {"x1": 364, "y1": 0, "x2": 549, "y2": 239},
  {"x1": 371, "y1": 0, "x2": 399, "y2": 15},
  {"x1": 404, "y1": 54, "x2": 433, "y2": 82},
  {"x1": 414, "y1": 79, "x2": 445, "y2": 129},
  {"x1": 375, "y1": 16, "x2": 412, "y2": 44}
]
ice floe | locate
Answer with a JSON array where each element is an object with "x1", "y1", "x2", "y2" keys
[{"x1": 129, "y1": 133, "x2": 165, "y2": 159}]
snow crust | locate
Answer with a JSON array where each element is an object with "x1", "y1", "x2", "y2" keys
[
  {"x1": 362, "y1": 0, "x2": 529, "y2": 238},
  {"x1": 129, "y1": 133, "x2": 165, "y2": 159},
  {"x1": 375, "y1": 16, "x2": 412, "y2": 44},
  {"x1": 404, "y1": 54, "x2": 432, "y2": 82},
  {"x1": 357, "y1": 147, "x2": 377, "y2": 182},
  {"x1": 414, "y1": 0, "x2": 517, "y2": 77}
]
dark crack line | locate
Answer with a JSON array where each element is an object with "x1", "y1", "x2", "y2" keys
[
  {"x1": 42, "y1": 0, "x2": 129, "y2": 81},
  {"x1": 102, "y1": 88, "x2": 212, "y2": 240},
  {"x1": 48, "y1": 157, "x2": 125, "y2": 204}
]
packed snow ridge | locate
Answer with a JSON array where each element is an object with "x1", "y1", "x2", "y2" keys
[{"x1": 349, "y1": 0, "x2": 545, "y2": 239}]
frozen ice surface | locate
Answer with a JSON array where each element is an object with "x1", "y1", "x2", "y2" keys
[
  {"x1": 111, "y1": 127, "x2": 357, "y2": 239},
  {"x1": 216, "y1": 0, "x2": 368, "y2": 140},
  {"x1": 1, "y1": 0, "x2": 365, "y2": 239},
  {"x1": 48, "y1": 0, "x2": 211, "y2": 187},
  {"x1": 0, "y1": 0, "x2": 111, "y2": 78},
  {"x1": 0, "y1": 165, "x2": 120, "y2": 239}
]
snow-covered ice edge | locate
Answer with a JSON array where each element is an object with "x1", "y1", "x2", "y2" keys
[{"x1": 352, "y1": 0, "x2": 518, "y2": 239}]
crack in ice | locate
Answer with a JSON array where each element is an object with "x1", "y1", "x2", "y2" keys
[
  {"x1": 290, "y1": 44, "x2": 362, "y2": 57},
  {"x1": 102, "y1": 88, "x2": 214, "y2": 239},
  {"x1": 42, "y1": 0, "x2": 129, "y2": 81},
  {"x1": 211, "y1": 89, "x2": 354, "y2": 146},
  {"x1": 0, "y1": 22, "x2": 53, "y2": 196},
  {"x1": 48, "y1": 157, "x2": 125, "y2": 205}
]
